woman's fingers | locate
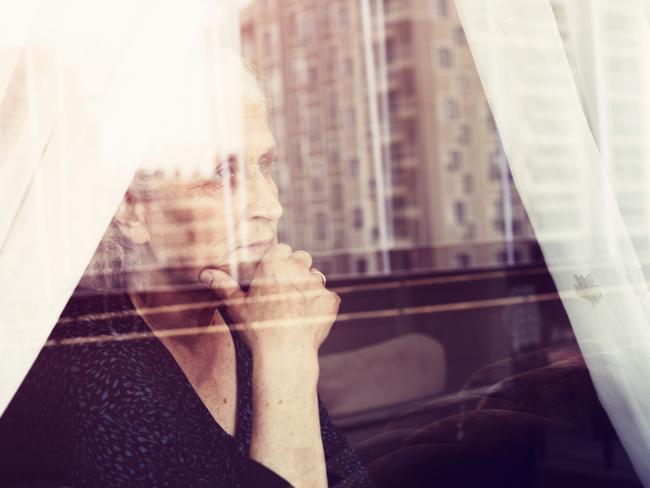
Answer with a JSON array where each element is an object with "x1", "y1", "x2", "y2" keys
[
  {"x1": 207, "y1": 243, "x2": 339, "y2": 353},
  {"x1": 258, "y1": 245, "x2": 320, "y2": 289},
  {"x1": 200, "y1": 269, "x2": 244, "y2": 301},
  {"x1": 291, "y1": 250, "x2": 313, "y2": 269},
  {"x1": 308, "y1": 267, "x2": 326, "y2": 287},
  {"x1": 264, "y1": 243, "x2": 292, "y2": 261}
]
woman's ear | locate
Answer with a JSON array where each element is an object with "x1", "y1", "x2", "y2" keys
[{"x1": 113, "y1": 192, "x2": 151, "y2": 245}]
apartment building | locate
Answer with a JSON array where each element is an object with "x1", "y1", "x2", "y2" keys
[{"x1": 240, "y1": 0, "x2": 535, "y2": 276}]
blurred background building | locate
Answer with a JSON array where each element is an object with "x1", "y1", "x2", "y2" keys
[
  {"x1": 240, "y1": 0, "x2": 539, "y2": 277},
  {"x1": 551, "y1": 0, "x2": 650, "y2": 260}
]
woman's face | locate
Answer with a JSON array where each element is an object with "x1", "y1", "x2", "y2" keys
[{"x1": 137, "y1": 101, "x2": 283, "y2": 284}]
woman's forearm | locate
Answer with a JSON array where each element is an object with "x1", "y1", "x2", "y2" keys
[
  {"x1": 249, "y1": 350, "x2": 327, "y2": 488},
  {"x1": 200, "y1": 246, "x2": 339, "y2": 486}
]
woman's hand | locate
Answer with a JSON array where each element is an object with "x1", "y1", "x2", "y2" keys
[
  {"x1": 200, "y1": 244, "x2": 335, "y2": 487},
  {"x1": 199, "y1": 243, "x2": 340, "y2": 358}
]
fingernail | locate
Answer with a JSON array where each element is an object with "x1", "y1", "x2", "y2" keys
[{"x1": 199, "y1": 270, "x2": 213, "y2": 286}]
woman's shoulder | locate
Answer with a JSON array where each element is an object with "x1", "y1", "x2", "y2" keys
[
  {"x1": 2, "y1": 289, "x2": 236, "y2": 485},
  {"x1": 42, "y1": 290, "x2": 148, "y2": 376},
  {"x1": 51, "y1": 288, "x2": 144, "y2": 339},
  {"x1": 16, "y1": 289, "x2": 166, "y2": 413}
]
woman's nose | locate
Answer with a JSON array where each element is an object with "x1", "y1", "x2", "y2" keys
[{"x1": 242, "y1": 168, "x2": 283, "y2": 222}]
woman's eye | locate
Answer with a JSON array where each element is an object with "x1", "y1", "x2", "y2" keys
[
  {"x1": 187, "y1": 165, "x2": 236, "y2": 194},
  {"x1": 214, "y1": 165, "x2": 236, "y2": 181},
  {"x1": 258, "y1": 156, "x2": 274, "y2": 175}
]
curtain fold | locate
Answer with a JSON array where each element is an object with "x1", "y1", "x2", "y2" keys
[
  {"x1": 455, "y1": 0, "x2": 650, "y2": 484},
  {"x1": 0, "y1": 0, "x2": 228, "y2": 416}
]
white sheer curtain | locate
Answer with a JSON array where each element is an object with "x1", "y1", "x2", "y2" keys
[
  {"x1": 455, "y1": 0, "x2": 650, "y2": 484},
  {"x1": 0, "y1": 0, "x2": 242, "y2": 416},
  {"x1": 5, "y1": 1, "x2": 650, "y2": 483}
]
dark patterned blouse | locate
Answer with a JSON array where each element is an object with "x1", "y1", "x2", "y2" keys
[{"x1": 0, "y1": 290, "x2": 373, "y2": 487}]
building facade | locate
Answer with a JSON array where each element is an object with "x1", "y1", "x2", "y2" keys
[{"x1": 240, "y1": 0, "x2": 535, "y2": 277}]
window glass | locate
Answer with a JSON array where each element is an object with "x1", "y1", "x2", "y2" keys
[{"x1": 2, "y1": 1, "x2": 648, "y2": 487}]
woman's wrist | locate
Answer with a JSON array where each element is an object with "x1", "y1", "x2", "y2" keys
[{"x1": 252, "y1": 347, "x2": 320, "y2": 386}]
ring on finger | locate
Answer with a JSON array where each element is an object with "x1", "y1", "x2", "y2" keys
[{"x1": 310, "y1": 269, "x2": 327, "y2": 287}]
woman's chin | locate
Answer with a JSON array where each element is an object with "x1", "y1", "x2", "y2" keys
[{"x1": 184, "y1": 259, "x2": 261, "y2": 287}]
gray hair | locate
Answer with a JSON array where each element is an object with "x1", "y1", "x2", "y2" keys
[{"x1": 80, "y1": 171, "x2": 159, "y2": 292}]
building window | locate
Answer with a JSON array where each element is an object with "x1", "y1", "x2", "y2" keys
[
  {"x1": 344, "y1": 107, "x2": 356, "y2": 128},
  {"x1": 308, "y1": 66, "x2": 318, "y2": 86},
  {"x1": 294, "y1": 188, "x2": 304, "y2": 209},
  {"x1": 388, "y1": 90, "x2": 400, "y2": 112},
  {"x1": 343, "y1": 57, "x2": 354, "y2": 75},
  {"x1": 458, "y1": 125, "x2": 471, "y2": 144},
  {"x1": 291, "y1": 142, "x2": 303, "y2": 170},
  {"x1": 489, "y1": 150, "x2": 503, "y2": 180},
  {"x1": 456, "y1": 253, "x2": 471, "y2": 268},
  {"x1": 392, "y1": 166, "x2": 409, "y2": 185},
  {"x1": 353, "y1": 208, "x2": 364, "y2": 229},
  {"x1": 463, "y1": 174, "x2": 473, "y2": 193},
  {"x1": 390, "y1": 142, "x2": 402, "y2": 161},
  {"x1": 327, "y1": 91, "x2": 338, "y2": 121},
  {"x1": 386, "y1": 38, "x2": 397, "y2": 63},
  {"x1": 443, "y1": 99, "x2": 459, "y2": 120},
  {"x1": 336, "y1": 255, "x2": 350, "y2": 274},
  {"x1": 401, "y1": 68, "x2": 415, "y2": 97},
  {"x1": 398, "y1": 20, "x2": 412, "y2": 52},
  {"x1": 328, "y1": 3, "x2": 339, "y2": 32},
  {"x1": 457, "y1": 75, "x2": 470, "y2": 95},
  {"x1": 349, "y1": 158, "x2": 359, "y2": 177},
  {"x1": 392, "y1": 196, "x2": 407, "y2": 210},
  {"x1": 293, "y1": 55, "x2": 307, "y2": 85},
  {"x1": 340, "y1": 4, "x2": 349, "y2": 27},
  {"x1": 319, "y1": 260, "x2": 333, "y2": 275},
  {"x1": 311, "y1": 162, "x2": 324, "y2": 192},
  {"x1": 312, "y1": 176, "x2": 323, "y2": 192},
  {"x1": 331, "y1": 184, "x2": 343, "y2": 210},
  {"x1": 391, "y1": 166, "x2": 402, "y2": 184},
  {"x1": 384, "y1": 0, "x2": 410, "y2": 12},
  {"x1": 315, "y1": 212, "x2": 327, "y2": 240},
  {"x1": 394, "y1": 217, "x2": 408, "y2": 238},
  {"x1": 437, "y1": 0, "x2": 448, "y2": 17},
  {"x1": 487, "y1": 106, "x2": 498, "y2": 132},
  {"x1": 327, "y1": 46, "x2": 338, "y2": 75},
  {"x1": 448, "y1": 151, "x2": 462, "y2": 171},
  {"x1": 309, "y1": 115, "x2": 321, "y2": 144},
  {"x1": 356, "y1": 258, "x2": 368, "y2": 274},
  {"x1": 328, "y1": 146, "x2": 340, "y2": 167},
  {"x1": 334, "y1": 230, "x2": 344, "y2": 248},
  {"x1": 454, "y1": 26, "x2": 467, "y2": 46},
  {"x1": 402, "y1": 118, "x2": 417, "y2": 146},
  {"x1": 494, "y1": 217, "x2": 505, "y2": 233},
  {"x1": 453, "y1": 201, "x2": 466, "y2": 223},
  {"x1": 287, "y1": 13, "x2": 297, "y2": 38},
  {"x1": 263, "y1": 0, "x2": 276, "y2": 14},
  {"x1": 297, "y1": 10, "x2": 314, "y2": 45},
  {"x1": 439, "y1": 47, "x2": 452, "y2": 68}
]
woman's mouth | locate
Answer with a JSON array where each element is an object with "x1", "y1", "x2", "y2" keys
[{"x1": 237, "y1": 238, "x2": 274, "y2": 255}]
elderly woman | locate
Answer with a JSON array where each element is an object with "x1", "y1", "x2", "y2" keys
[{"x1": 0, "y1": 57, "x2": 373, "y2": 487}]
